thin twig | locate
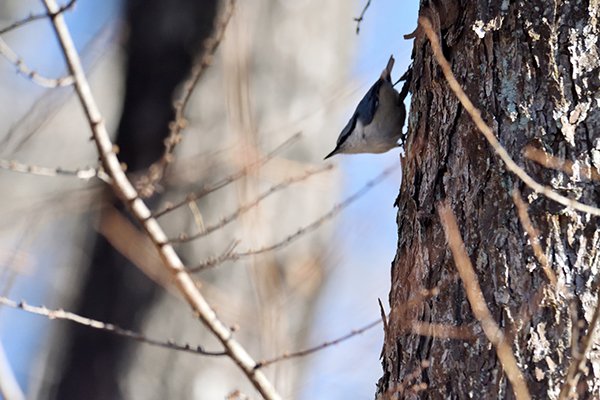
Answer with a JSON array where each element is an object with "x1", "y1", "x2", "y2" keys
[
  {"x1": 0, "y1": 296, "x2": 225, "y2": 356},
  {"x1": 41, "y1": 1, "x2": 281, "y2": 398},
  {"x1": 0, "y1": 20, "x2": 116, "y2": 155},
  {"x1": 0, "y1": 158, "x2": 109, "y2": 182},
  {"x1": 236, "y1": 164, "x2": 397, "y2": 256},
  {"x1": 226, "y1": 390, "x2": 251, "y2": 400},
  {"x1": 137, "y1": 0, "x2": 237, "y2": 197},
  {"x1": 379, "y1": 298, "x2": 388, "y2": 344},
  {"x1": 558, "y1": 290, "x2": 600, "y2": 399},
  {"x1": 408, "y1": 322, "x2": 474, "y2": 340},
  {"x1": 420, "y1": 17, "x2": 600, "y2": 217},
  {"x1": 187, "y1": 200, "x2": 206, "y2": 233},
  {"x1": 523, "y1": 146, "x2": 600, "y2": 181},
  {"x1": 188, "y1": 241, "x2": 240, "y2": 273},
  {"x1": 381, "y1": 360, "x2": 430, "y2": 400},
  {"x1": 354, "y1": 0, "x2": 372, "y2": 34},
  {"x1": 511, "y1": 189, "x2": 558, "y2": 286},
  {"x1": 215, "y1": 163, "x2": 398, "y2": 266},
  {"x1": 255, "y1": 284, "x2": 449, "y2": 369},
  {"x1": 0, "y1": 16, "x2": 44, "y2": 37},
  {"x1": 255, "y1": 319, "x2": 382, "y2": 369},
  {"x1": 97, "y1": 206, "x2": 173, "y2": 290},
  {"x1": 170, "y1": 164, "x2": 334, "y2": 244},
  {"x1": 152, "y1": 132, "x2": 301, "y2": 218},
  {"x1": 0, "y1": 37, "x2": 73, "y2": 87},
  {"x1": 385, "y1": 282, "x2": 473, "y2": 342},
  {"x1": 0, "y1": 0, "x2": 77, "y2": 35},
  {"x1": 171, "y1": 0, "x2": 236, "y2": 141},
  {"x1": 438, "y1": 202, "x2": 531, "y2": 400}
]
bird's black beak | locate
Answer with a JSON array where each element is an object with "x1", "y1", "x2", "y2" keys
[
  {"x1": 324, "y1": 148, "x2": 338, "y2": 160},
  {"x1": 381, "y1": 55, "x2": 395, "y2": 82}
]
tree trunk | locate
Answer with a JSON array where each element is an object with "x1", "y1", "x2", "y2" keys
[{"x1": 378, "y1": 1, "x2": 600, "y2": 398}]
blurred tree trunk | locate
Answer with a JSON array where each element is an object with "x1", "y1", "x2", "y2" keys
[
  {"x1": 378, "y1": 1, "x2": 600, "y2": 398},
  {"x1": 50, "y1": 1, "x2": 218, "y2": 399}
]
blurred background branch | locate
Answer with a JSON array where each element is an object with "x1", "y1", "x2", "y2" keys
[{"x1": 0, "y1": 0, "x2": 415, "y2": 398}]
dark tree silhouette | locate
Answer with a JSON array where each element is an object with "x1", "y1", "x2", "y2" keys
[{"x1": 51, "y1": 1, "x2": 218, "y2": 399}]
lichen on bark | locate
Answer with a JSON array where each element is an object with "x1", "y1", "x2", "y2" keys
[{"x1": 377, "y1": 1, "x2": 600, "y2": 398}]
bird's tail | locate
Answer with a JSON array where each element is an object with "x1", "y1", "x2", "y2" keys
[{"x1": 380, "y1": 55, "x2": 395, "y2": 82}]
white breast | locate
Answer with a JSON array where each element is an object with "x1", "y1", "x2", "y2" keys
[{"x1": 340, "y1": 84, "x2": 404, "y2": 154}]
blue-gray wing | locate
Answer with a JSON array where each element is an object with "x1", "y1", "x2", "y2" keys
[
  {"x1": 355, "y1": 79, "x2": 382, "y2": 126},
  {"x1": 336, "y1": 80, "x2": 382, "y2": 147}
]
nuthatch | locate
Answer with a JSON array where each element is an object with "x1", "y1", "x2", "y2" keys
[{"x1": 324, "y1": 55, "x2": 410, "y2": 159}]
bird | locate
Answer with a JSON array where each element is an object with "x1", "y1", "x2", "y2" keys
[{"x1": 324, "y1": 55, "x2": 409, "y2": 159}]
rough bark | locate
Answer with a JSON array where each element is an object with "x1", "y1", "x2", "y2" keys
[{"x1": 378, "y1": 1, "x2": 600, "y2": 399}]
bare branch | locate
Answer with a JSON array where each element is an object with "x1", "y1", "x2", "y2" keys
[
  {"x1": 235, "y1": 164, "x2": 397, "y2": 256},
  {"x1": 558, "y1": 290, "x2": 600, "y2": 399},
  {"x1": 384, "y1": 282, "x2": 474, "y2": 344},
  {"x1": 420, "y1": 17, "x2": 600, "y2": 217},
  {"x1": 0, "y1": 158, "x2": 109, "y2": 182},
  {"x1": 197, "y1": 163, "x2": 398, "y2": 270},
  {"x1": 381, "y1": 360, "x2": 430, "y2": 400},
  {"x1": 354, "y1": 0, "x2": 372, "y2": 34},
  {"x1": 408, "y1": 322, "x2": 474, "y2": 340},
  {"x1": 523, "y1": 146, "x2": 600, "y2": 181},
  {"x1": 188, "y1": 241, "x2": 240, "y2": 273},
  {"x1": 0, "y1": 296, "x2": 226, "y2": 356},
  {"x1": 255, "y1": 319, "x2": 382, "y2": 369},
  {"x1": 137, "y1": 0, "x2": 237, "y2": 197},
  {"x1": 152, "y1": 132, "x2": 301, "y2": 218},
  {"x1": 511, "y1": 189, "x2": 558, "y2": 286},
  {"x1": 187, "y1": 200, "x2": 206, "y2": 233},
  {"x1": 0, "y1": 37, "x2": 73, "y2": 87},
  {"x1": 0, "y1": 0, "x2": 76, "y2": 35},
  {"x1": 170, "y1": 164, "x2": 334, "y2": 244},
  {"x1": 0, "y1": 21, "x2": 116, "y2": 154},
  {"x1": 379, "y1": 298, "x2": 389, "y2": 345},
  {"x1": 226, "y1": 390, "x2": 252, "y2": 400},
  {"x1": 41, "y1": 1, "x2": 281, "y2": 398},
  {"x1": 169, "y1": 0, "x2": 236, "y2": 147},
  {"x1": 438, "y1": 202, "x2": 531, "y2": 400},
  {"x1": 255, "y1": 284, "x2": 462, "y2": 369},
  {"x1": 97, "y1": 207, "x2": 174, "y2": 290}
]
